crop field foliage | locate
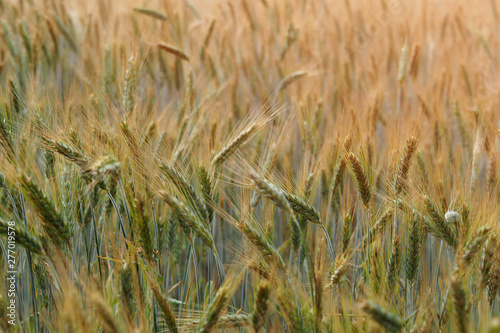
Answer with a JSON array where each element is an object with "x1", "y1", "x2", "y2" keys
[{"x1": 0, "y1": 0, "x2": 499, "y2": 332}]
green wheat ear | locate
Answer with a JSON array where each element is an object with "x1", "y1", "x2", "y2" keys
[
  {"x1": 18, "y1": 173, "x2": 70, "y2": 250},
  {"x1": 196, "y1": 286, "x2": 230, "y2": 333},
  {"x1": 0, "y1": 218, "x2": 43, "y2": 254},
  {"x1": 405, "y1": 211, "x2": 423, "y2": 286},
  {"x1": 361, "y1": 300, "x2": 403, "y2": 333},
  {"x1": 158, "y1": 190, "x2": 216, "y2": 253},
  {"x1": 424, "y1": 196, "x2": 457, "y2": 248}
]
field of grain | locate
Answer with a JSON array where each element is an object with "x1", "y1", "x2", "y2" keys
[{"x1": 0, "y1": 0, "x2": 500, "y2": 332}]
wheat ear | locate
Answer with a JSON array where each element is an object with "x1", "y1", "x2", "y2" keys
[
  {"x1": 346, "y1": 152, "x2": 371, "y2": 208},
  {"x1": 196, "y1": 286, "x2": 230, "y2": 333},
  {"x1": 0, "y1": 217, "x2": 43, "y2": 254},
  {"x1": 361, "y1": 300, "x2": 403, "y2": 333},
  {"x1": 212, "y1": 123, "x2": 258, "y2": 167}
]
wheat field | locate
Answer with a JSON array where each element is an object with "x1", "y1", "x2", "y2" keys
[{"x1": 0, "y1": 0, "x2": 499, "y2": 332}]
